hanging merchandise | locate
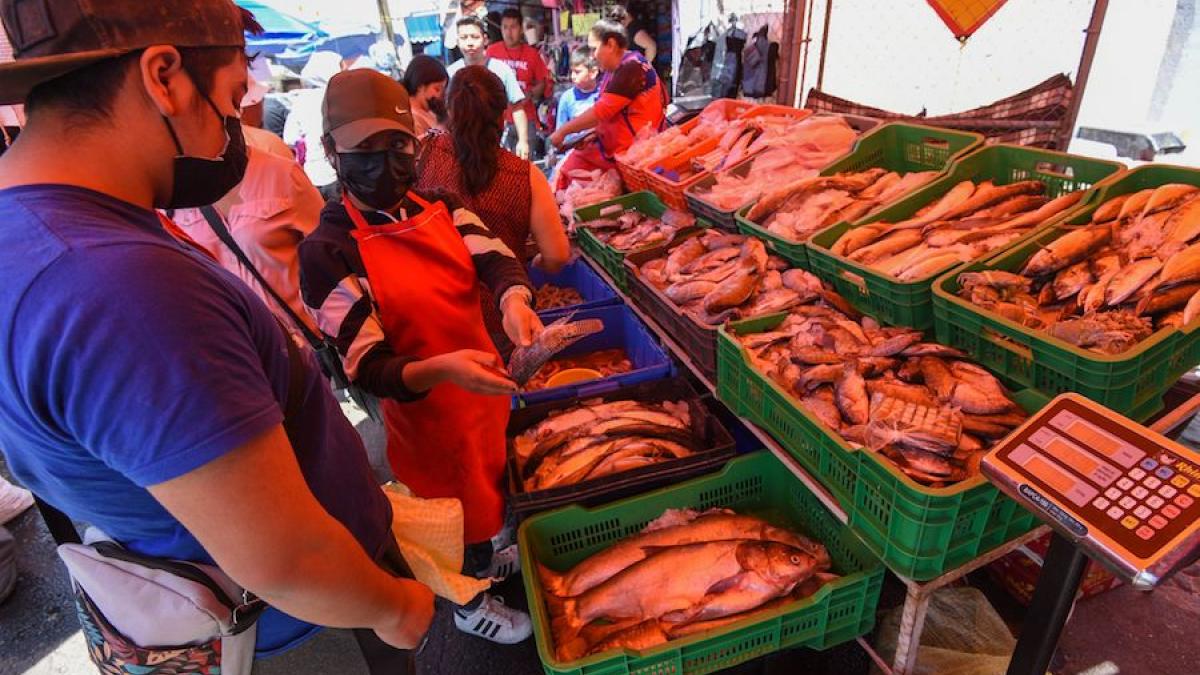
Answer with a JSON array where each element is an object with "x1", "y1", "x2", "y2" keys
[
  {"x1": 709, "y1": 20, "x2": 746, "y2": 99},
  {"x1": 676, "y1": 24, "x2": 715, "y2": 98},
  {"x1": 741, "y1": 24, "x2": 779, "y2": 99}
]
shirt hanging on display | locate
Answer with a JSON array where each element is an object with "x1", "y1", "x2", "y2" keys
[{"x1": 741, "y1": 24, "x2": 778, "y2": 98}]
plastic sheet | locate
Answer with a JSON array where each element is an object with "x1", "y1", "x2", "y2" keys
[{"x1": 873, "y1": 587, "x2": 1018, "y2": 675}]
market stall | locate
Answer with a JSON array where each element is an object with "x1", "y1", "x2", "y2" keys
[{"x1": 525, "y1": 94, "x2": 1200, "y2": 675}]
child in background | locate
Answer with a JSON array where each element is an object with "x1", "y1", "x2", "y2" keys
[{"x1": 555, "y1": 47, "x2": 601, "y2": 148}]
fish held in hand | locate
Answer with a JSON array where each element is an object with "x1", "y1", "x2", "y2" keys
[{"x1": 510, "y1": 317, "x2": 605, "y2": 385}]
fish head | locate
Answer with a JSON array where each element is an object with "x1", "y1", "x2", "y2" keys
[{"x1": 736, "y1": 542, "x2": 819, "y2": 586}]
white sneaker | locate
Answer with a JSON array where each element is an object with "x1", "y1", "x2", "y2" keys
[
  {"x1": 0, "y1": 478, "x2": 33, "y2": 526},
  {"x1": 481, "y1": 543, "x2": 521, "y2": 581},
  {"x1": 490, "y1": 519, "x2": 516, "y2": 551},
  {"x1": 454, "y1": 594, "x2": 532, "y2": 644}
]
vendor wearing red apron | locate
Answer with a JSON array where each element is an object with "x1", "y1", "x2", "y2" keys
[
  {"x1": 549, "y1": 18, "x2": 667, "y2": 190},
  {"x1": 297, "y1": 70, "x2": 541, "y2": 645}
]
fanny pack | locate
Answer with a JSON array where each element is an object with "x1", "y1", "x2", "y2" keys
[{"x1": 35, "y1": 318, "x2": 308, "y2": 675}]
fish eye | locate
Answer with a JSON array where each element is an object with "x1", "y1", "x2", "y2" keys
[{"x1": 790, "y1": 555, "x2": 801, "y2": 564}]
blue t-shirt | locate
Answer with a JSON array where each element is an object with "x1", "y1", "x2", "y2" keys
[
  {"x1": 0, "y1": 185, "x2": 392, "y2": 656},
  {"x1": 556, "y1": 85, "x2": 600, "y2": 146}
]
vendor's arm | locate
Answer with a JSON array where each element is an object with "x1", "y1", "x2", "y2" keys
[
  {"x1": 529, "y1": 166, "x2": 570, "y2": 273},
  {"x1": 298, "y1": 236, "x2": 516, "y2": 397},
  {"x1": 551, "y1": 107, "x2": 598, "y2": 147}
]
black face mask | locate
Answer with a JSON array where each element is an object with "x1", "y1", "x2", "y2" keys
[
  {"x1": 160, "y1": 92, "x2": 248, "y2": 209},
  {"x1": 336, "y1": 149, "x2": 417, "y2": 212}
]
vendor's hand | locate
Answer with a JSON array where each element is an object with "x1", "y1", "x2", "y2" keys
[
  {"x1": 373, "y1": 580, "x2": 435, "y2": 650},
  {"x1": 515, "y1": 138, "x2": 530, "y2": 160},
  {"x1": 549, "y1": 129, "x2": 566, "y2": 150},
  {"x1": 502, "y1": 293, "x2": 543, "y2": 348},
  {"x1": 430, "y1": 350, "x2": 517, "y2": 396}
]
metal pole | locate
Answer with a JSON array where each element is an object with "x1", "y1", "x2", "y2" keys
[
  {"x1": 779, "y1": 0, "x2": 808, "y2": 106},
  {"x1": 815, "y1": 0, "x2": 834, "y2": 91},
  {"x1": 1006, "y1": 533, "x2": 1089, "y2": 675},
  {"x1": 375, "y1": 0, "x2": 399, "y2": 76},
  {"x1": 798, "y1": 0, "x2": 816, "y2": 105},
  {"x1": 1060, "y1": 0, "x2": 1110, "y2": 149}
]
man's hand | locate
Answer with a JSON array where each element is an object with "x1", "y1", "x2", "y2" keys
[
  {"x1": 373, "y1": 580, "x2": 435, "y2": 649},
  {"x1": 515, "y1": 138, "x2": 530, "y2": 160},
  {"x1": 548, "y1": 128, "x2": 566, "y2": 150},
  {"x1": 501, "y1": 292, "x2": 543, "y2": 348}
]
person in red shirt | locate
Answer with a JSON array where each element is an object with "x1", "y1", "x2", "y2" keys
[
  {"x1": 486, "y1": 9, "x2": 549, "y2": 158},
  {"x1": 549, "y1": 18, "x2": 667, "y2": 190}
]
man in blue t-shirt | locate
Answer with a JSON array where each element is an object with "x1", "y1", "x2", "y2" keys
[{"x1": 0, "y1": 1, "x2": 432, "y2": 669}]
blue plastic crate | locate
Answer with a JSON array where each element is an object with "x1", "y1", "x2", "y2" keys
[
  {"x1": 529, "y1": 260, "x2": 620, "y2": 318},
  {"x1": 513, "y1": 304, "x2": 675, "y2": 407}
]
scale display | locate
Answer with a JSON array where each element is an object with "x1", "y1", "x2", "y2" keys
[{"x1": 983, "y1": 393, "x2": 1200, "y2": 587}]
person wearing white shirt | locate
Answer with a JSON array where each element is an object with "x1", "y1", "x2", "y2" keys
[
  {"x1": 446, "y1": 16, "x2": 529, "y2": 159},
  {"x1": 284, "y1": 51, "x2": 343, "y2": 198}
]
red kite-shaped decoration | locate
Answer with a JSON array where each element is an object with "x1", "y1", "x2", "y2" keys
[{"x1": 925, "y1": 0, "x2": 1010, "y2": 40}]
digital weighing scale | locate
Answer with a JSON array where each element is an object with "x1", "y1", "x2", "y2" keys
[{"x1": 982, "y1": 393, "x2": 1200, "y2": 675}]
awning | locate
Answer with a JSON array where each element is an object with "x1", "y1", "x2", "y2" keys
[{"x1": 405, "y1": 14, "x2": 443, "y2": 44}]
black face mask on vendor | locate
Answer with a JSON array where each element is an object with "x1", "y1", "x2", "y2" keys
[
  {"x1": 159, "y1": 83, "x2": 248, "y2": 209},
  {"x1": 335, "y1": 149, "x2": 417, "y2": 212}
]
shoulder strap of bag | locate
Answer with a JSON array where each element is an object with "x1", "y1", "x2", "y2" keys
[{"x1": 199, "y1": 206, "x2": 325, "y2": 350}]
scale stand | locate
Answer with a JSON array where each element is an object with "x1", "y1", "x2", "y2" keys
[{"x1": 980, "y1": 394, "x2": 1200, "y2": 675}]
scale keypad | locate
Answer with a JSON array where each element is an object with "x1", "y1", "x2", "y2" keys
[{"x1": 997, "y1": 404, "x2": 1200, "y2": 560}]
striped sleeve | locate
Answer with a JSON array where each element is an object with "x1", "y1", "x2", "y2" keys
[
  {"x1": 297, "y1": 238, "x2": 427, "y2": 401},
  {"x1": 451, "y1": 206, "x2": 532, "y2": 307}
]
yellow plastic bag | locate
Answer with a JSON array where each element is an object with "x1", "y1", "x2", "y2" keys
[{"x1": 383, "y1": 483, "x2": 490, "y2": 605}]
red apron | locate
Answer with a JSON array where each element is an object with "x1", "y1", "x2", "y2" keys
[{"x1": 344, "y1": 192, "x2": 509, "y2": 543}]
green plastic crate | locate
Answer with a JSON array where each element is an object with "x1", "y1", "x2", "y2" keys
[
  {"x1": 713, "y1": 313, "x2": 1059, "y2": 581},
  {"x1": 715, "y1": 313, "x2": 859, "y2": 509},
  {"x1": 573, "y1": 192, "x2": 674, "y2": 291},
  {"x1": 806, "y1": 144, "x2": 1126, "y2": 329},
  {"x1": 730, "y1": 123, "x2": 985, "y2": 270},
  {"x1": 932, "y1": 164, "x2": 1200, "y2": 417},
  {"x1": 520, "y1": 452, "x2": 884, "y2": 675}
]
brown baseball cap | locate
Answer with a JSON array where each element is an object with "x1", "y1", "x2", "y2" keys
[
  {"x1": 322, "y1": 69, "x2": 416, "y2": 149},
  {"x1": 0, "y1": 0, "x2": 247, "y2": 105}
]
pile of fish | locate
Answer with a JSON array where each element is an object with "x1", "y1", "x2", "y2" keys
[
  {"x1": 524, "y1": 349, "x2": 634, "y2": 391},
  {"x1": 640, "y1": 231, "x2": 853, "y2": 326},
  {"x1": 689, "y1": 116, "x2": 860, "y2": 211},
  {"x1": 540, "y1": 507, "x2": 837, "y2": 661},
  {"x1": 737, "y1": 307, "x2": 1028, "y2": 485},
  {"x1": 558, "y1": 169, "x2": 623, "y2": 220},
  {"x1": 513, "y1": 398, "x2": 697, "y2": 490},
  {"x1": 745, "y1": 168, "x2": 939, "y2": 243},
  {"x1": 617, "y1": 104, "x2": 748, "y2": 171},
  {"x1": 954, "y1": 183, "x2": 1200, "y2": 354},
  {"x1": 535, "y1": 284, "x2": 585, "y2": 311},
  {"x1": 580, "y1": 208, "x2": 696, "y2": 252},
  {"x1": 826, "y1": 179, "x2": 1086, "y2": 282}
]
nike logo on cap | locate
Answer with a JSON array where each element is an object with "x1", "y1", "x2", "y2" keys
[{"x1": 396, "y1": 106, "x2": 410, "y2": 115}]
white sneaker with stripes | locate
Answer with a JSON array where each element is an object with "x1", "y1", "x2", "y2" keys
[
  {"x1": 481, "y1": 542, "x2": 521, "y2": 581},
  {"x1": 453, "y1": 594, "x2": 532, "y2": 644}
]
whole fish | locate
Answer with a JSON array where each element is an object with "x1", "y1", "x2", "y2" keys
[
  {"x1": 939, "y1": 180, "x2": 1044, "y2": 221},
  {"x1": 1159, "y1": 241, "x2": 1200, "y2": 287},
  {"x1": 664, "y1": 237, "x2": 707, "y2": 279},
  {"x1": 1051, "y1": 261, "x2": 1094, "y2": 301},
  {"x1": 665, "y1": 280, "x2": 718, "y2": 304},
  {"x1": 1143, "y1": 183, "x2": 1199, "y2": 215},
  {"x1": 1091, "y1": 193, "x2": 1130, "y2": 223},
  {"x1": 835, "y1": 362, "x2": 870, "y2": 425},
  {"x1": 1104, "y1": 258, "x2": 1162, "y2": 307},
  {"x1": 1022, "y1": 225, "x2": 1111, "y2": 277},
  {"x1": 547, "y1": 540, "x2": 818, "y2": 631},
  {"x1": 540, "y1": 510, "x2": 828, "y2": 599},
  {"x1": 510, "y1": 317, "x2": 605, "y2": 385},
  {"x1": 1164, "y1": 195, "x2": 1200, "y2": 244},
  {"x1": 848, "y1": 229, "x2": 924, "y2": 264},
  {"x1": 891, "y1": 180, "x2": 976, "y2": 228},
  {"x1": 832, "y1": 222, "x2": 889, "y2": 256}
]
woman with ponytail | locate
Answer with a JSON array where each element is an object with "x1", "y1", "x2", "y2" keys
[{"x1": 417, "y1": 65, "x2": 569, "y2": 356}]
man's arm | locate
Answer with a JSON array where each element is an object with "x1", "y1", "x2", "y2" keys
[
  {"x1": 551, "y1": 107, "x2": 598, "y2": 147},
  {"x1": 149, "y1": 425, "x2": 433, "y2": 648},
  {"x1": 512, "y1": 107, "x2": 530, "y2": 159}
]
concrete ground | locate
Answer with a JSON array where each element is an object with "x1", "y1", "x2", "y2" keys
[{"x1": 2, "y1": 400, "x2": 1196, "y2": 674}]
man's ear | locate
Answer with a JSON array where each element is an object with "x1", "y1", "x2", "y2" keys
[{"x1": 138, "y1": 46, "x2": 188, "y2": 117}]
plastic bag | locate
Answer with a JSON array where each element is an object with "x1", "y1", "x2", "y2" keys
[
  {"x1": 873, "y1": 587, "x2": 1021, "y2": 675},
  {"x1": 383, "y1": 483, "x2": 490, "y2": 605}
]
